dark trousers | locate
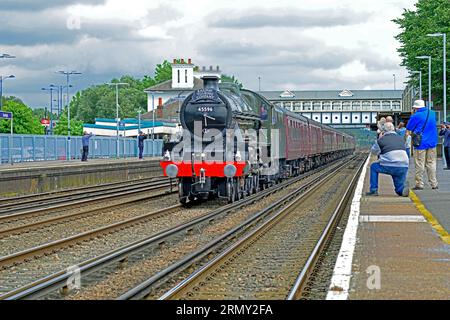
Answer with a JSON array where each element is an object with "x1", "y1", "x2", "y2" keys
[
  {"x1": 445, "y1": 146, "x2": 450, "y2": 168},
  {"x1": 139, "y1": 146, "x2": 144, "y2": 159},
  {"x1": 370, "y1": 162, "x2": 408, "y2": 196},
  {"x1": 82, "y1": 146, "x2": 89, "y2": 161}
]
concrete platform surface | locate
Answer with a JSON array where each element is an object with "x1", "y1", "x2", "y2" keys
[
  {"x1": 0, "y1": 157, "x2": 159, "y2": 172},
  {"x1": 407, "y1": 159, "x2": 450, "y2": 233},
  {"x1": 0, "y1": 157, "x2": 161, "y2": 197},
  {"x1": 328, "y1": 156, "x2": 450, "y2": 300},
  {"x1": 349, "y1": 159, "x2": 450, "y2": 299}
]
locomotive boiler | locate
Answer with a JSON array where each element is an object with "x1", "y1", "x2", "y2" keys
[{"x1": 161, "y1": 76, "x2": 355, "y2": 204}]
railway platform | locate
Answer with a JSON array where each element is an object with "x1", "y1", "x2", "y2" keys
[
  {"x1": 0, "y1": 158, "x2": 161, "y2": 197},
  {"x1": 328, "y1": 156, "x2": 450, "y2": 300}
]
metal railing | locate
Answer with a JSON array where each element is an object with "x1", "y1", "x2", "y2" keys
[{"x1": 0, "y1": 134, "x2": 163, "y2": 164}]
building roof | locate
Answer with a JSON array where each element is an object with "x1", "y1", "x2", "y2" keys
[
  {"x1": 260, "y1": 89, "x2": 403, "y2": 101},
  {"x1": 144, "y1": 77, "x2": 204, "y2": 92}
]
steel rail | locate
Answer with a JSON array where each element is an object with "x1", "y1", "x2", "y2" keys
[
  {"x1": 0, "y1": 156, "x2": 352, "y2": 300},
  {"x1": 0, "y1": 176, "x2": 166, "y2": 206},
  {"x1": 158, "y1": 156, "x2": 364, "y2": 300},
  {"x1": 0, "y1": 188, "x2": 177, "y2": 239},
  {"x1": 286, "y1": 155, "x2": 366, "y2": 300},
  {"x1": 122, "y1": 156, "x2": 359, "y2": 300},
  {"x1": 0, "y1": 180, "x2": 175, "y2": 219},
  {"x1": 0, "y1": 181, "x2": 174, "y2": 219}
]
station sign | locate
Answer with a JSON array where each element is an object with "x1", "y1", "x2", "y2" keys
[{"x1": 0, "y1": 111, "x2": 12, "y2": 119}]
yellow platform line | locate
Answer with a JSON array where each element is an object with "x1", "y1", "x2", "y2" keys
[{"x1": 410, "y1": 191, "x2": 450, "y2": 244}]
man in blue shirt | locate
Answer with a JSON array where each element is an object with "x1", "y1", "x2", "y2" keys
[
  {"x1": 439, "y1": 122, "x2": 450, "y2": 170},
  {"x1": 406, "y1": 100, "x2": 438, "y2": 190},
  {"x1": 81, "y1": 131, "x2": 94, "y2": 162}
]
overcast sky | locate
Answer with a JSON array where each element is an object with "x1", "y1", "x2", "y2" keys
[{"x1": 0, "y1": 0, "x2": 416, "y2": 108}]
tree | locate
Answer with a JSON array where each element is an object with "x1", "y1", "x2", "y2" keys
[
  {"x1": 0, "y1": 99, "x2": 44, "y2": 134},
  {"x1": 221, "y1": 74, "x2": 243, "y2": 89},
  {"x1": 69, "y1": 60, "x2": 176, "y2": 124},
  {"x1": 393, "y1": 0, "x2": 450, "y2": 117},
  {"x1": 154, "y1": 60, "x2": 175, "y2": 83},
  {"x1": 53, "y1": 109, "x2": 83, "y2": 136}
]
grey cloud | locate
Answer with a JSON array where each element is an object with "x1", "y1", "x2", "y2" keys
[
  {"x1": 209, "y1": 8, "x2": 370, "y2": 29},
  {"x1": 198, "y1": 40, "x2": 354, "y2": 70},
  {"x1": 0, "y1": 0, "x2": 106, "y2": 11}
]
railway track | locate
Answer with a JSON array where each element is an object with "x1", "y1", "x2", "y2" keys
[
  {"x1": 0, "y1": 181, "x2": 176, "y2": 239},
  {"x1": 0, "y1": 177, "x2": 174, "y2": 217},
  {"x1": 158, "y1": 155, "x2": 365, "y2": 300},
  {"x1": 0, "y1": 154, "x2": 360, "y2": 300}
]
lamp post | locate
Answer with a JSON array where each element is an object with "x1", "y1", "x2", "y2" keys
[
  {"x1": 146, "y1": 91, "x2": 163, "y2": 157},
  {"x1": 107, "y1": 82, "x2": 129, "y2": 159},
  {"x1": 416, "y1": 56, "x2": 432, "y2": 109},
  {"x1": 411, "y1": 71, "x2": 423, "y2": 100},
  {"x1": 258, "y1": 76, "x2": 261, "y2": 92},
  {"x1": 427, "y1": 33, "x2": 447, "y2": 166},
  {"x1": 57, "y1": 71, "x2": 82, "y2": 160},
  {"x1": 42, "y1": 85, "x2": 58, "y2": 135},
  {"x1": 427, "y1": 33, "x2": 447, "y2": 123},
  {"x1": 393, "y1": 74, "x2": 396, "y2": 90},
  {"x1": 0, "y1": 75, "x2": 15, "y2": 110}
]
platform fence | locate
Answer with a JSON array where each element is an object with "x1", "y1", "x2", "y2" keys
[{"x1": 0, "y1": 134, "x2": 163, "y2": 164}]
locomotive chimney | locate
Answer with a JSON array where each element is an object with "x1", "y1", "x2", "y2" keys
[{"x1": 202, "y1": 75, "x2": 220, "y2": 91}]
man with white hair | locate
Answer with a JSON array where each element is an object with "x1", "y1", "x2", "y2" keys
[
  {"x1": 406, "y1": 99, "x2": 438, "y2": 190},
  {"x1": 367, "y1": 122, "x2": 410, "y2": 197}
]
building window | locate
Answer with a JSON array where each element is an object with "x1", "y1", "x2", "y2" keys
[
  {"x1": 294, "y1": 102, "x2": 302, "y2": 111},
  {"x1": 362, "y1": 101, "x2": 370, "y2": 111},
  {"x1": 352, "y1": 101, "x2": 361, "y2": 110},
  {"x1": 313, "y1": 102, "x2": 321, "y2": 111},
  {"x1": 392, "y1": 101, "x2": 401, "y2": 110},
  {"x1": 372, "y1": 101, "x2": 381, "y2": 111},
  {"x1": 303, "y1": 102, "x2": 312, "y2": 111},
  {"x1": 177, "y1": 70, "x2": 180, "y2": 83},
  {"x1": 322, "y1": 101, "x2": 331, "y2": 110},
  {"x1": 185, "y1": 70, "x2": 188, "y2": 83},
  {"x1": 332, "y1": 101, "x2": 341, "y2": 111},
  {"x1": 342, "y1": 101, "x2": 351, "y2": 111},
  {"x1": 382, "y1": 101, "x2": 391, "y2": 110}
]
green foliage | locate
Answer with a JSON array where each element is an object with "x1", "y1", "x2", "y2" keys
[
  {"x1": 154, "y1": 60, "x2": 174, "y2": 83},
  {"x1": 69, "y1": 60, "x2": 176, "y2": 124},
  {"x1": 0, "y1": 99, "x2": 44, "y2": 134},
  {"x1": 221, "y1": 74, "x2": 243, "y2": 89},
  {"x1": 53, "y1": 108, "x2": 83, "y2": 136},
  {"x1": 393, "y1": 0, "x2": 450, "y2": 115}
]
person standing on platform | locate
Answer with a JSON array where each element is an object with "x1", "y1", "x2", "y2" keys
[
  {"x1": 439, "y1": 122, "x2": 450, "y2": 170},
  {"x1": 138, "y1": 131, "x2": 147, "y2": 160},
  {"x1": 366, "y1": 122, "x2": 410, "y2": 197},
  {"x1": 406, "y1": 100, "x2": 438, "y2": 190},
  {"x1": 397, "y1": 122, "x2": 411, "y2": 159},
  {"x1": 81, "y1": 131, "x2": 94, "y2": 162}
]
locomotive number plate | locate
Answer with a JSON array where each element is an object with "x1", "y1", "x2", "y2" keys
[{"x1": 198, "y1": 107, "x2": 213, "y2": 112}]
